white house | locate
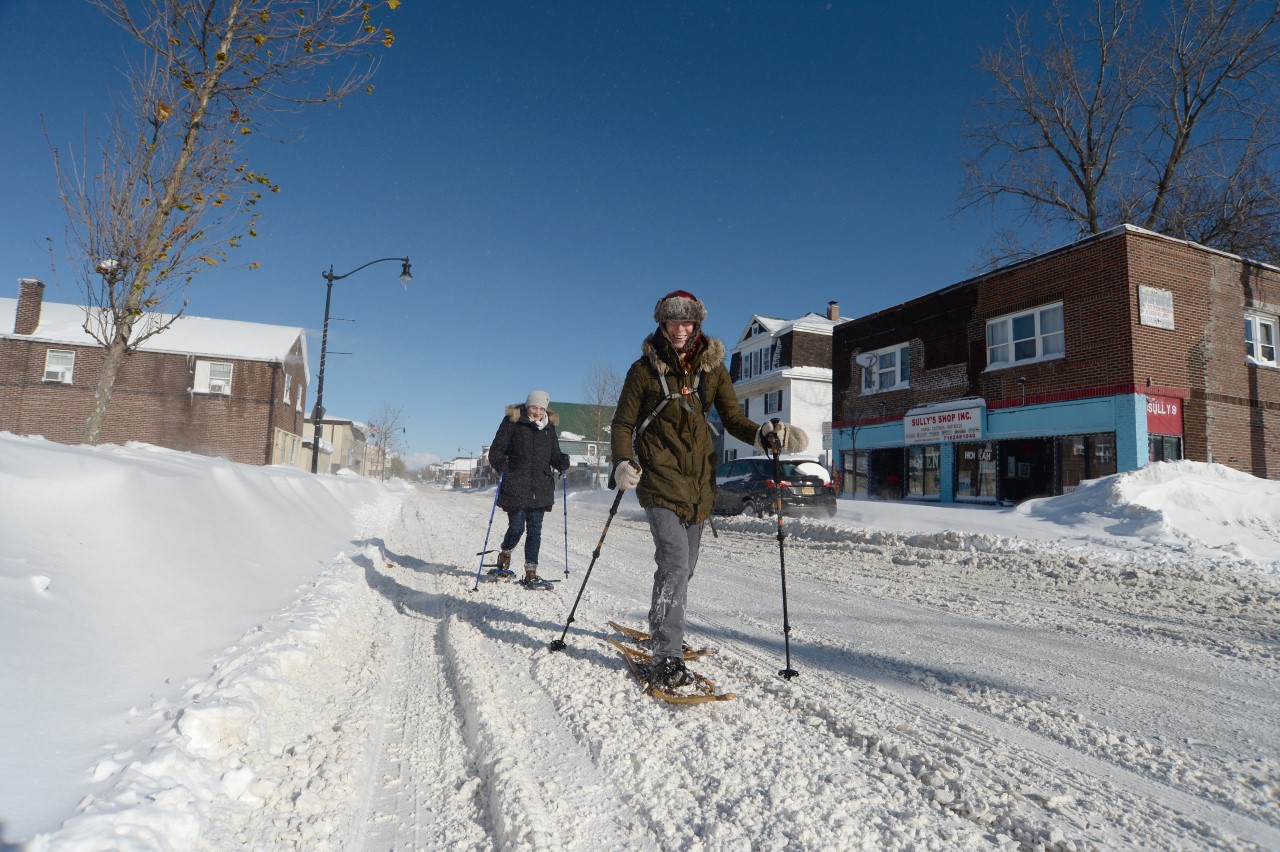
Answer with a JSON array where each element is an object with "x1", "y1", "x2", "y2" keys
[{"x1": 721, "y1": 302, "x2": 840, "y2": 468}]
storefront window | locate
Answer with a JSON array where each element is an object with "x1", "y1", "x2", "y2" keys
[
  {"x1": 955, "y1": 441, "x2": 998, "y2": 501},
  {"x1": 1055, "y1": 432, "x2": 1117, "y2": 492},
  {"x1": 1149, "y1": 435, "x2": 1183, "y2": 463},
  {"x1": 842, "y1": 450, "x2": 868, "y2": 497},
  {"x1": 907, "y1": 444, "x2": 941, "y2": 499},
  {"x1": 1058, "y1": 436, "x2": 1087, "y2": 493},
  {"x1": 1092, "y1": 433, "x2": 1116, "y2": 477}
]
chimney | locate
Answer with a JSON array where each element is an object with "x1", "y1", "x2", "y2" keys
[
  {"x1": 15, "y1": 278, "x2": 45, "y2": 335},
  {"x1": 826, "y1": 300, "x2": 839, "y2": 322}
]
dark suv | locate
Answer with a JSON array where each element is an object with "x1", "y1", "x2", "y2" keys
[{"x1": 713, "y1": 456, "x2": 837, "y2": 518}]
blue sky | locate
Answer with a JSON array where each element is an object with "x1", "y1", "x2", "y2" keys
[{"x1": 2, "y1": 1, "x2": 1046, "y2": 465}]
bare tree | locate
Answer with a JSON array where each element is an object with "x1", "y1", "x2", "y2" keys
[
  {"x1": 581, "y1": 360, "x2": 623, "y2": 488},
  {"x1": 50, "y1": 0, "x2": 402, "y2": 445},
  {"x1": 963, "y1": 0, "x2": 1280, "y2": 267},
  {"x1": 366, "y1": 403, "x2": 405, "y2": 482}
]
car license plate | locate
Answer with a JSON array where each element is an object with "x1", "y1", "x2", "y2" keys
[{"x1": 799, "y1": 486, "x2": 814, "y2": 496}]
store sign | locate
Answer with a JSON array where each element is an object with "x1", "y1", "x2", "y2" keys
[
  {"x1": 1146, "y1": 395, "x2": 1183, "y2": 436},
  {"x1": 904, "y1": 405, "x2": 983, "y2": 444},
  {"x1": 1139, "y1": 286, "x2": 1175, "y2": 329}
]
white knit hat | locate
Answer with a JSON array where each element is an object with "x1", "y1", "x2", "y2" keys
[{"x1": 525, "y1": 390, "x2": 550, "y2": 409}]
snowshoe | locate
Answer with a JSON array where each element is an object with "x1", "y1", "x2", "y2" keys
[
  {"x1": 607, "y1": 634, "x2": 735, "y2": 705},
  {"x1": 519, "y1": 566, "x2": 555, "y2": 590},
  {"x1": 606, "y1": 621, "x2": 715, "y2": 661}
]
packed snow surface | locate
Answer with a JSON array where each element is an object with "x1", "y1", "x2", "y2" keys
[{"x1": 2, "y1": 433, "x2": 1278, "y2": 850}]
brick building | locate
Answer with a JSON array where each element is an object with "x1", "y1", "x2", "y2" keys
[
  {"x1": 1, "y1": 279, "x2": 310, "y2": 467},
  {"x1": 831, "y1": 226, "x2": 1280, "y2": 503},
  {"x1": 719, "y1": 303, "x2": 839, "y2": 467}
]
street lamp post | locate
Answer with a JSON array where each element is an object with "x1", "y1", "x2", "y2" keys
[{"x1": 310, "y1": 257, "x2": 412, "y2": 474}]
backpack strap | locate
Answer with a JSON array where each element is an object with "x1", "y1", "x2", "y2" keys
[{"x1": 633, "y1": 369, "x2": 717, "y2": 453}]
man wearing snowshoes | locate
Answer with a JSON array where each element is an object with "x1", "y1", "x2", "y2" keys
[
  {"x1": 488, "y1": 391, "x2": 571, "y2": 589},
  {"x1": 610, "y1": 291, "x2": 808, "y2": 692}
]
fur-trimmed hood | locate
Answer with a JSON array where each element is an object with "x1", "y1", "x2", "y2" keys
[
  {"x1": 504, "y1": 403, "x2": 560, "y2": 426},
  {"x1": 641, "y1": 331, "x2": 726, "y2": 376}
]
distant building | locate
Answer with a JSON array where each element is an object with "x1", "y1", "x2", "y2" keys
[
  {"x1": 1, "y1": 279, "x2": 309, "y2": 467},
  {"x1": 831, "y1": 225, "x2": 1280, "y2": 503},
  {"x1": 720, "y1": 303, "x2": 839, "y2": 468},
  {"x1": 303, "y1": 417, "x2": 369, "y2": 475},
  {"x1": 549, "y1": 400, "x2": 615, "y2": 487}
]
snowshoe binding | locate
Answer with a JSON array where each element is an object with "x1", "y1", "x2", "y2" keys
[
  {"x1": 607, "y1": 626, "x2": 735, "y2": 705},
  {"x1": 518, "y1": 565, "x2": 555, "y2": 590},
  {"x1": 484, "y1": 549, "x2": 516, "y2": 579}
]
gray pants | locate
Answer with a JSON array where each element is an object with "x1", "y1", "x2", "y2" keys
[{"x1": 645, "y1": 506, "x2": 703, "y2": 662}]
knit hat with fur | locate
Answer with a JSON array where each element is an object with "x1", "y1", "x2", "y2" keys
[{"x1": 653, "y1": 290, "x2": 707, "y2": 324}]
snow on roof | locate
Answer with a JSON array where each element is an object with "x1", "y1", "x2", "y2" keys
[
  {"x1": 733, "y1": 312, "x2": 838, "y2": 349},
  {"x1": 0, "y1": 298, "x2": 307, "y2": 372}
]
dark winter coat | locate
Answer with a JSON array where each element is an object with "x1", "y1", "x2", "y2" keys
[
  {"x1": 611, "y1": 329, "x2": 759, "y2": 525},
  {"x1": 488, "y1": 404, "x2": 571, "y2": 512}
]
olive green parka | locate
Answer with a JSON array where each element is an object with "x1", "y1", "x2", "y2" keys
[{"x1": 611, "y1": 329, "x2": 760, "y2": 525}]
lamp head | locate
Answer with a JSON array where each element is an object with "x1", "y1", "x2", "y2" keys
[{"x1": 399, "y1": 259, "x2": 413, "y2": 288}]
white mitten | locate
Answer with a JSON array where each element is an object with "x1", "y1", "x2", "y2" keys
[
  {"x1": 754, "y1": 420, "x2": 809, "y2": 453},
  {"x1": 613, "y1": 459, "x2": 642, "y2": 490}
]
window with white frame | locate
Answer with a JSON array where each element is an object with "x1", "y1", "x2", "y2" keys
[
  {"x1": 43, "y1": 349, "x2": 75, "y2": 384},
  {"x1": 986, "y1": 302, "x2": 1064, "y2": 368},
  {"x1": 861, "y1": 344, "x2": 910, "y2": 393},
  {"x1": 194, "y1": 360, "x2": 234, "y2": 395},
  {"x1": 741, "y1": 342, "x2": 780, "y2": 380},
  {"x1": 283, "y1": 373, "x2": 293, "y2": 404},
  {"x1": 764, "y1": 389, "x2": 784, "y2": 414},
  {"x1": 1246, "y1": 311, "x2": 1278, "y2": 366}
]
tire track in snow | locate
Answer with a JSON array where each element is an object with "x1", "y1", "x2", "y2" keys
[
  {"x1": 442, "y1": 615, "x2": 655, "y2": 850},
  {"x1": 352, "y1": 498, "x2": 489, "y2": 850}
]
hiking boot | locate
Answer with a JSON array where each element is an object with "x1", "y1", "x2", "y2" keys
[
  {"x1": 521, "y1": 563, "x2": 544, "y2": 587},
  {"x1": 497, "y1": 550, "x2": 512, "y2": 571},
  {"x1": 647, "y1": 656, "x2": 692, "y2": 690}
]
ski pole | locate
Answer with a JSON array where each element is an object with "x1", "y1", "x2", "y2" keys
[
  {"x1": 548, "y1": 485, "x2": 627, "y2": 651},
  {"x1": 562, "y1": 471, "x2": 571, "y2": 577},
  {"x1": 471, "y1": 473, "x2": 504, "y2": 592},
  {"x1": 766, "y1": 420, "x2": 799, "y2": 680}
]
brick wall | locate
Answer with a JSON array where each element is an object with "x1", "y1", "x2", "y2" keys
[
  {"x1": 788, "y1": 329, "x2": 831, "y2": 369},
  {"x1": 832, "y1": 282, "x2": 980, "y2": 425},
  {"x1": 831, "y1": 227, "x2": 1280, "y2": 480},
  {"x1": 0, "y1": 337, "x2": 307, "y2": 466},
  {"x1": 14, "y1": 280, "x2": 43, "y2": 335}
]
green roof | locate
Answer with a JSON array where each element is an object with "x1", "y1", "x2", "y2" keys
[{"x1": 550, "y1": 401, "x2": 615, "y2": 443}]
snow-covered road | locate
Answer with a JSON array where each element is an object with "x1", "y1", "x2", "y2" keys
[
  {"x1": 37, "y1": 482, "x2": 1280, "y2": 850},
  {"x1": 307, "y1": 487, "x2": 1279, "y2": 849}
]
